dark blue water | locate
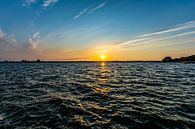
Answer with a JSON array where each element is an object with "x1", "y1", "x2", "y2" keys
[{"x1": 0, "y1": 63, "x2": 195, "y2": 129}]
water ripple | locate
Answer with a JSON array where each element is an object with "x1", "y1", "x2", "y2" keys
[{"x1": 0, "y1": 63, "x2": 195, "y2": 128}]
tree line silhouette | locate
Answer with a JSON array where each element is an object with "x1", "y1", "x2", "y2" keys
[{"x1": 162, "y1": 55, "x2": 195, "y2": 62}]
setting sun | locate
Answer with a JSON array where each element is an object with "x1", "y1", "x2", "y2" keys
[{"x1": 100, "y1": 54, "x2": 106, "y2": 60}]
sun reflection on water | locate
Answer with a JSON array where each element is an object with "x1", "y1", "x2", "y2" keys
[{"x1": 92, "y1": 62, "x2": 111, "y2": 94}]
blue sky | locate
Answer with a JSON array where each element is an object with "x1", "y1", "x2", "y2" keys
[{"x1": 0, "y1": 0, "x2": 195, "y2": 60}]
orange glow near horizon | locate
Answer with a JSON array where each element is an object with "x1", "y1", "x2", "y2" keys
[
  {"x1": 99, "y1": 51, "x2": 109, "y2": 61},
  {"x1": 100, "y1": 54, "x2": 106, "y2": 60}
]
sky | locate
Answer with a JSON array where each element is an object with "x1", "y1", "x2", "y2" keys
[{"x1": 0, "y1": 0, "x2": 195, "y2": 61}]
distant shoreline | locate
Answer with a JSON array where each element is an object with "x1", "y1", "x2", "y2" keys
[
  {"x1": 0, "y1": 61, "x2": 195, "y2": 63},
  {"x1": 0, "y1": 61, "x2": 161, "y2": 63},
  {"x1": 1, "y1": 54, "x2": 195, "y2": 64}
]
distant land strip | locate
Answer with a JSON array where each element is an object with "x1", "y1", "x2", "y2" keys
[
  {"x1": 162, "y1": 54, "x2": 195, "y2": 63},
  {"x1": 0, "y1": 55, "x2": 195, "y2": 63}
]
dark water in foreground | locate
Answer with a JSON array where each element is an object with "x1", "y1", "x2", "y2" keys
[{"x1": 0, "y1": 63, "x2": 195, "y2": 129}]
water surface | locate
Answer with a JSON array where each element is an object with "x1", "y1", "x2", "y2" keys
[{"x1": 0, "y1": 63, "x2": 195, "y2": 129}]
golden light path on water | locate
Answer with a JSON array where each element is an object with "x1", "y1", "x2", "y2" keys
[
  {"x1": 78, "y1": 61, "x2": 112, "y2": 126},
  {"x1": 94, "y1": 62, "x2": 111, "y2": 94}
]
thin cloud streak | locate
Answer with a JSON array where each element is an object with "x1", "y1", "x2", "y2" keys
[
  {"x1": 89, "y1": 2, "x2": 107, "y2": 13},
  {"x1": 42, "y1": 0, "x2": 59, "y2": 8},
  {"x1": 73, "y1": 2, "x2": 107, "y2": 19},
  {"x1": 73, "y1": 8, "x2": 88, "y2": 19},
  {"x1": 139, "y1": 20, "x2": 195, "y2": 37},
  {"x1": 115, "y1": 20, "x2": 195, "y2": 47},
  {"x1": 22, "y1": 0, "x2": 36, "y2": 7},
  {"x1": 129, "y1": 30, "x2": 195, "y2": 47},
  {"x1": 102, "y1": 20, "x2": 195, "y2": 54}
]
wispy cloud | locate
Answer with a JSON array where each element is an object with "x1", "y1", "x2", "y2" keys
[
  {"x1": 8, "y1": 34, "x2": 16, "y2": 43},
  {"x1": 0, "y1": 28, "x2": 6, "y2": 38},
  {"x1": 89, "y1": 2, "x2": 107, "y2": 13},
  {"x1": 73, "y1": 8, "x2": 88, "y2": 19},
  {"x1": 108, "y1": 20, "x2": 195, "y2": 52},
  {"x1": 22, "y1": 0, "x2": 36, "y2": 7},
  {"x1": 0, "y1": 29, "x2": 82, "y2": 61},
  {"x1": 73, "y1": 2, "x2": 107, "y2": 19},
  {"x1": 0, "y1": 29, "x2": 42, "y2": 60},
  {"x1": 0, "y1": 29, "x2": 16, "y2": 43},
  {"x1": 28, "y1": 32, "x2": 40, "y2": 49},
  {"x1": 139, "y1": 20, "x2": 195, "y2": 37},
  {"x1": 42, "y1": 0, "x2": 58, "y2": 8}
]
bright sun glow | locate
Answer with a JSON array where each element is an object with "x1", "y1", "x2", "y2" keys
[{"x1": 100, "y1": 54, "x2": 106, "y2": 60}]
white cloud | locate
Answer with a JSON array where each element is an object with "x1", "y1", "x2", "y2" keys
[
  {"x1": 0, "y1": 28, "x2": 6, "y2": 38},
  {"x1": 28, "y1": 32, "x2": 40, "y2": 49},
  {"x1": 89, "y1": 2, "x2": 107, "y2": 13},
  {"x1": 0, "y1": 30, "x2": 43, "y2": 61},
  {"x1": 73, "y1": 2, "x2": 107, "y2": 19},
  {"x1": 0, "y1": 29, "x2": 16, "y2": 43},
  {"x1": 0, "y1": 29, "x2": 17, "y2": 43},
  {"x1": 139, "y1": 20, "x2": 195, "y2": 37},
  {"x1": 110, "y1": 20, "x2": 195, "y2": 50},
  {"x1": 0, "y1": 36, "x2": 41, "y2": 61},
  {"x1": 42, "y1": 0, "x2": 58, "y2": 8},
  {"x1": 9, "y1": 34, "x2": 16, "y2": 43},
  {"x1": 23, "y1": 0, "x2": 36, "y2": 7},
  {"x1": 73, "y1": 8, "x2": 88, "y2": 19}
]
